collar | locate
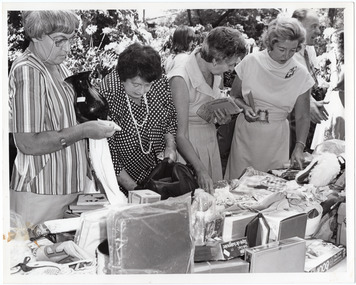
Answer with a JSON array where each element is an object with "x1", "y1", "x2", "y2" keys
[{"x1": 184, "y1": 49, "x2": 221, "y2": 99}]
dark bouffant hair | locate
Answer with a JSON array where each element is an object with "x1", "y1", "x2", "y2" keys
[{"x1": 116, "y1": 43, "x2": 162, "y2": 82}]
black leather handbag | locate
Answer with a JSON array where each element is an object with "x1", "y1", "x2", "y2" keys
[{"x1": 140, "y1": 158, "x2": 198, "y2": 200}]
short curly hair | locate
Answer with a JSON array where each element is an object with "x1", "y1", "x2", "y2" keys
[
  {"x1": 22, "y1": 10, "x2": 79, "y2": 40},
  {"x1": 200, "y1": 26, "x2": 247, "y2": 63},
  {"x1": 116, "y1": 43, "x2": 162, "y2": 82},
  {"x1": 262, "y1": 17, "x2": 306, "y2": 51}
]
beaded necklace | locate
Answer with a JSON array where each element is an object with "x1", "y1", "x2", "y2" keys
[{"x1": 125, "y1": 92, "x2": 152, "y2": 155}]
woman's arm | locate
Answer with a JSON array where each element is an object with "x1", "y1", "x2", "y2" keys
[
  {"x1": 230, "y1": 75, "x2": 258, "y2": 122},
  {"x1": 164, "y1": 133, "x2": 177, "y2": 162},
  {"x1": 291, "y1": 89, "x2": 311, "y2": 169},
  {"x1": 117, "y1": 169, "x2": 138, "y2": 191},
  {"x1": 13, "y1": 120, "x2": 116, "y2": 155},
  {"x1": 169, "y1": 76, "x2": 214, "y2": 193}
]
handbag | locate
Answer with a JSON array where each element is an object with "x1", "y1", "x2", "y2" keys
[{"x1": 139, "y1": 158, "x2": 198, "y2": 200}]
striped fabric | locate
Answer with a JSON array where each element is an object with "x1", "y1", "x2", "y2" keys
[{"x1": 9, "y1": 49, "x2": 89, "y2": 195}]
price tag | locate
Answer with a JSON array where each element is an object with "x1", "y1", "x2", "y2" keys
[{"x1": 77, "y1": 97, "x2": 86, "y2": 103}]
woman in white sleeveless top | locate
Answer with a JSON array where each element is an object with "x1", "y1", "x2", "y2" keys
[{"x1": 225, "y1": 17, "x2": 314, "y2": 179}]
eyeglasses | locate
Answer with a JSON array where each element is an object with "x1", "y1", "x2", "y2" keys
[{"x1": 47, "y1": 34, "x2": 76, "y2": 48}]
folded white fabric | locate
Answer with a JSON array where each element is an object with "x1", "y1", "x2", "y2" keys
[{"x1": 89, "y1": 127, "x2": 127, "y2": 205}]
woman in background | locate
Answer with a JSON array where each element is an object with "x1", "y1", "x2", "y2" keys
[
  {"x1": 225, "y1": 17, "x2": 314, "y2": 179},
  {"x1": 8, "y1": 10, "x2": 116, "y2": 225},
  {"x1": 164, "y1": 25, "x2": 196, "y2": 74},
  {"x1": 168, "y1": 26, "x2": 247, "y2": 193},
  {"x1": 99, "y1": 43, "x2": 177, "y2": 196}
]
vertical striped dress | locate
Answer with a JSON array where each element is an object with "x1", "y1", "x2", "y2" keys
[{"x1": 9, "y1": 49, "x2": 89, "y2": 196}]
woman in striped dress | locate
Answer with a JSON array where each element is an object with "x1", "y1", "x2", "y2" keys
[{"x1": 8, "y1": 10, "x2": 116, "y2": 226}]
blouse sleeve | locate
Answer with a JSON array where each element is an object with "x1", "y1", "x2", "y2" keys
[
  {"x1": 161, "y1": 76, "x2": 178, "y2": 137},
  {"x1": 9, "y1": 64, "x2": 46, "y2": 133},
  {"x1": 298, "y1": 66, "x2": 316, "y2": 96},
  {"x1": 108, "y1": 133, "x2": 124, "y2": 176},
  {"x1": 234, "y1": 54, "x2": 251, "y2": 81}
]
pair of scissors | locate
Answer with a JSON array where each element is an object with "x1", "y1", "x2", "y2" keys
[{"x1": 10, "y1": 256, "x2": 61, "y2": 274}]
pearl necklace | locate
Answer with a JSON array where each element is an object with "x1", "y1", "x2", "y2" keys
[{"x1": 125, "y1": 92, "x2": 152, "y2": 155}]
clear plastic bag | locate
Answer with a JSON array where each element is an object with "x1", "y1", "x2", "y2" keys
[{"x1": 106, "y1": 196, "x2": 194, "y2": 274}]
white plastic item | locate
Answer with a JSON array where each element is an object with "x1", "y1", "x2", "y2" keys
[{"x1": 305, "y1": 203, "x2": 323, "y2": 238}]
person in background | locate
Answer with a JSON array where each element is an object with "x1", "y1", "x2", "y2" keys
[
  {"x1": 8, "y1": 10, "x2": 117, "y2": 226},
  {"x1": 290, "y1": 8, "x2": 324, "y2": 153},
  {"x1": 99, "y1": 43, "x2": 178, "y2": 196},
  {"x1": 311, "y1": 29, "x2": 345, "y2": 148},
  {"x1": 163, "y1": 25, "x2": 196, "y2": 74},
  {"x1": 167, "y1": 26, "x2": 247, "y2": 193},
  {"x1": 225, "y1": 17, "x2": 314, "y2": 180}
]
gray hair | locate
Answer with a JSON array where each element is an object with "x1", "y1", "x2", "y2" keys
[{"x1": 22, "y1": 10, "x2": 79, "y2": 40}]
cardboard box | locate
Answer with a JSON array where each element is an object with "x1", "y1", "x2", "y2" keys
[
  {"x1": 194, "y1": 237, "x2": 249, "y2": 262},
  {"x1": 336, "y1": 202, "x2": 346, "y2": 246},
  {"x1": 194, "y1": 258, "x2": 249, "y2": 273},
  {"x1": 304, "y1": 239, "x2": 346, "y2": 272},
  {"x1": 263, "y1": 211, "x2": 307, "y2": 241},
  {"x1": 245, "y1": 237, "x2": 306, "y2": 273},
  {"x1": 128, "y1": 189, "x2": 161, "y2": 204},
  {"x1": 222, "y1": 212, "x2": 257, "y2": 241}
]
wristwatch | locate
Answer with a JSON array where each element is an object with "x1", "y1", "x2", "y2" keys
[{"x1": 60, "y1": 138, "x2": 68, "y2": 148}]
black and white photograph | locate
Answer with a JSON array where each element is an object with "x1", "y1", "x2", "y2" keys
[{"x1": 1, "y1": 1, "x2": 355, "y2": 284}]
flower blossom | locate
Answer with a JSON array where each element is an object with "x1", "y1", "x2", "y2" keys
[
  {"x1": 86, "y1": 25, "x2": 98, "y2": 35},
  {"x1": 102, "y1": 27, "x2": 114, "y2": 35}
]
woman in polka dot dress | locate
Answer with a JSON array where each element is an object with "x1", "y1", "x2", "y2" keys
[{"x1": 99, "y1": 43, "x2": 178, "y2": 196}]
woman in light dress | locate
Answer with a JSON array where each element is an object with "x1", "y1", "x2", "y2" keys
[
  {"x1": 225, "y1": 17, "x2": 314, "y2": 179},
  {"x1": 168, "y1": 26, "x2": 247, "y2": 192}
]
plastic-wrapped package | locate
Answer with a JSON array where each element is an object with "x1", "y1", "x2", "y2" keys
[
  {"x1": 74, "y1": 207, "x2": 111, "y2": 258},
  {"x1": 8, "y1": 211, "x2": 34, "y2": 268},
  {"x1": 106, "y1": 196, "x2": 194, "y2": 274},
  {"x1": 191, "y1": 189, "x2": 223, "y2": 246}
]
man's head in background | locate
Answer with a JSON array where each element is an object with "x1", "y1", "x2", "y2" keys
[{"x1": 292, "y1": 9, "x2": 321, "y2": 45}]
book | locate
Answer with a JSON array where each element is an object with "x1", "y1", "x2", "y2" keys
[
  {"x1": 76, "y1": 193, "x2": 109, "y2": 206},
  {"x1": 68, "y1": 204, "x2": 105, "y2": 212},
  {"x1": 196, "y1": 97, "x2": 242, "y2": 124}
]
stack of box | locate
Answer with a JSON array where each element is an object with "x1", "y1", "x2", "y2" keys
[{"x1": 128, "y1": 189, "x2": 161, "y2": 204}]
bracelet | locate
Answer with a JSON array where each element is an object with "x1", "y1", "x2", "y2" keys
[
  {"x1": 296, "y1": 141, "x2": 306, "y2": 148},
  {"x1": 60, "y1": 138, "x2": 68, "y2": 148}
]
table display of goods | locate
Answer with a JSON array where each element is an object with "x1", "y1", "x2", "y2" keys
[{"x1": 5, "y1": 140, "x2": 348, "y2": 276}]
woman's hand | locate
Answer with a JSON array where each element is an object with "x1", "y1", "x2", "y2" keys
[
  {"x1": 81, "y1": 120, "x2": 118, "y2": 139},
  {"x1": 213, "y1": 108, "x2": 231, "y2": 125},
  {"x1": 290, "y1": 143, "x2": 305, "y2": 170},
  {"x1": 164, "y1": 146, "x2": 177, "y2": 162},
  {"x1": 196, "y1": 169, "x2": 214, "y2": 194},
  {"x1": 243, "y1": 107, "x2": 259, "y2": 122}
]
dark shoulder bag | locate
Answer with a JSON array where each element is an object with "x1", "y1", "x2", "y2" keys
[{"x1": 140, "y1": 158, "x2": 198, "y2": 200}]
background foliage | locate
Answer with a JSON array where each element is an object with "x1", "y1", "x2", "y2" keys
[{"x1": 8, "y1": 8, "x2": 344, "y2": 86}]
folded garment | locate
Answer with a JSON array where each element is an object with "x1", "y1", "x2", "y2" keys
[{"x1": 89, "y1": 137, "x2": 127, "y2": 205}]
